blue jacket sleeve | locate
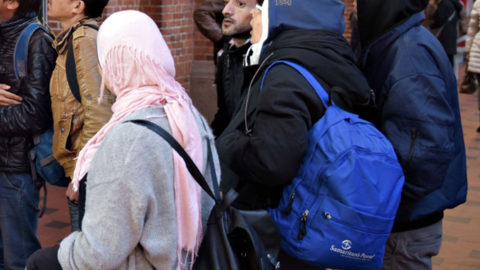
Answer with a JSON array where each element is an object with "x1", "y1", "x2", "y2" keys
[{"x1": 382, "y1": 74, "x2": 455, "y2": 202}]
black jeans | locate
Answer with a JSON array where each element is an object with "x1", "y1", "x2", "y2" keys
[{"x1": 26, "y1": 245, "x2": 62, "y2": 270}]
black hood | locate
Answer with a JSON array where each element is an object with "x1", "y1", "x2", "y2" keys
[
  {"x1": 357, "y1": 0, "x2": 429, "y2": 50},
  {"x1": 450, "y1": 0, "x2": 464, "y2": 13},
  {"x1": 258, "y1": 29, "x2": 372, "y2": 110}
]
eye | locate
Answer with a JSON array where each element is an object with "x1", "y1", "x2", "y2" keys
[
  {"x1": 224, "y1": 0, "x2": 229, "y2": 6},
  {"x1": 238, "y1": 1, "x2": 245, "y2": 7}
]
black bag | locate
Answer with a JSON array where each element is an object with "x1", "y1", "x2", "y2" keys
[
  {"x1": 460, "y1": 67, "x2": 479, "y2": 94},
  {"x1": 128, "y1": 120, "x2": 281, "y2": 270}
]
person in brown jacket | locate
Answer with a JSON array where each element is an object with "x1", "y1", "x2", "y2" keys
[
  {"x1": 194, "y1": 0, "x2": 229, "y2": 64},
  {"x1": 48, "y1": 0, "x2": 114, "y2": 231}
]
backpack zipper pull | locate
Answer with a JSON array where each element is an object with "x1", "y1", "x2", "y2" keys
[
  {"x1": 283, "y1": 190, "x2": 296, "y2": 215},
  {"x1": 297, "y1": 210, "x2": 309, "y2": 240}
]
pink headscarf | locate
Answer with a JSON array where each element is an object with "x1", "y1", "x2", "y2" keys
[{"x1": 72, "y1": 10, "x2": 204, "y2": 269}]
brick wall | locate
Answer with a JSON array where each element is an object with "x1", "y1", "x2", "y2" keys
[
  {"x1": 47, "y1": 0, "x2": 355, "y2": 91},
  {"x1": 191, "y1": 0, "x2": 356, "y2": 61},
  {"x1": 48, "y1": 0, "x2": 195, "y2": 90},
  {"x1": 343, "y1": 0, "x2": 354, "y2": 42}
]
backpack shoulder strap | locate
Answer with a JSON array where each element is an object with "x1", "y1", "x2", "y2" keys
[
  {"x1": 14, "y1": 23, "x2": 42, "y2": 80},
  {"x1": 126, "y1": 119, "x2": 221, "y2": 202},
  {"x1": 66, "y1": 24, "x2": 100, "y2": 103},
  {"x1": 261, "y1": 60, "x2": 329, "y2": 108}
]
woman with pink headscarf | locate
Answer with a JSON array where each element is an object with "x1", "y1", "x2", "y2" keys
[{"x1": 26, "y1": 10, "x2": 220, "y2": 270}]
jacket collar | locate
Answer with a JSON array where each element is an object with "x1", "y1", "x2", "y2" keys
[
  {"x1": 53, "y1": 17, "x2": 96, "y2": 54},
  {"x1": 361, "y1": 12, "x2": 425, "y2": 69},
  {"x1": 0, "y1": 14, "x2": 36, "y2": 38}
]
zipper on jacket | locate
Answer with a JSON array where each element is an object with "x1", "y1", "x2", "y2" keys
[
  {"x1": 404, "y1": 128, "x2": 418, "y2": 173},
  {"x1": 226, "y1": 54, "x2": 230, "y2": 69},
  {"x1": 244, "y1": 53, "x2": 275, "y2": 135},
  {"x1": 371, "y1": 89, "x2": 376, "y2": 107},
  {"x1": 297, "y1": 210, "x2": 309, "y2": 240},
  {"x1": 283, "y1": 190, "x2": 296, "y2": 215}
]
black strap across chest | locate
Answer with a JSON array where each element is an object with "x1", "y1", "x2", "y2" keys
[{"x1": 66, "y1": 24, "x2": 99, "y2": 103}]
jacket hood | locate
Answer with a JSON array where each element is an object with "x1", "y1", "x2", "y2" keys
[
  {"x1": 357, "y1": 0, "x2": 428, "y2": 50},
  {"x1": 451, "y1": 0, "x2": 464, "y2": 12},
  {"x1": 254, "y1": 29, "x2": 372, "y2": 112},
  {"x1": 248, "y1": 0, "x2": 346, "y2": 65},
  {"x1": 264, "y1": 0, "x2": 345, "y2": 44}
]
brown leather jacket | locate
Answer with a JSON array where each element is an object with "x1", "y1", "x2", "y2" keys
[
  {"x1": 194, "y1": 0, "x2": 224, "y2": 44},
  {"x1": 50, "y1": 18, "x2": 115, "y2": 178}
]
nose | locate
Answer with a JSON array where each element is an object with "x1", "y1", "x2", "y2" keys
[
  {"x1": 250, "y1": 9, "x2": 259, "y2": 18},
  {"x1": 223, "y1": 1, "x2": 233, "y2": 17}
]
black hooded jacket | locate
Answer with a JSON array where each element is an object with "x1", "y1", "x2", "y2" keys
[
  {"x1": 216, "y1": 28, "x2": 372, "y2": 210},
  {"x1": 358, "y1": 0, "x2": 429, "y2": 55},
  {"x1": 358, "y1": 0, "x2": 467, "y2": 232},
  {"x1": 211, "y1": 42, "x2": 251, "y2": 138},
  {"x1": 431, "y1": 0, "x2": 463, "y2": 55},
  {"x1": 0, "y1": 15, "x2": 57, "y2": 173}
]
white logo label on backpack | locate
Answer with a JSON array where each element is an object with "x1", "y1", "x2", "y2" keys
[
  {"x1": 342, "y1": 240, "x2": 352, "y2": 250},
  {"x1": 330, "y1": 240, "x2": 375, "y2": 261},
  {"x1": 276, "y1": 0, "x2": 292, "y2": 6}
]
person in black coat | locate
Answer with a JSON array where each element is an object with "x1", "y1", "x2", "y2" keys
[
  {"x1": 216, "y1": 1, "x2": 373, "y2": 268},
  {"x1": 210, "y1": 0, "x2": 261, "y2": 140},
  {"x1": 0, "y1": 0, "x2": 56, "y2": 269},
  {"x1": 216, "y1": 0, "x2": 372, "y2": 212},
  {"x1": 431, "y1": 0, "x2": 463, "y2": 65}
]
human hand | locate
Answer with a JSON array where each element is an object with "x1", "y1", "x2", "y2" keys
[
  {"x1": 0, "y1": 84, "x2": 22, "y2": 106},
  {"x1": 66, "y1": 182, "x2": 79, "y2": 204}
]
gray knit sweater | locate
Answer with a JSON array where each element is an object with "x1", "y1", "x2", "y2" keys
[{"x1": 58, "y1": 107, "x2": 220, "y2": 270}]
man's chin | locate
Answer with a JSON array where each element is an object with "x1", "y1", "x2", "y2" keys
[{"x1": 222, "y1": 29, "x2": 251, "y2": 39}]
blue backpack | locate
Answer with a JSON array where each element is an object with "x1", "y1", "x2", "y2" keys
[
  {"x1": 265, "y1": 61, "x2": 405, "y2": 270},
  {"x1": 16, "y1": 23, "x2": 70, "y2": 187}
]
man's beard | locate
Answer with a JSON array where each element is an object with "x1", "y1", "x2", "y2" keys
[{"x1": 222, "y1": 18, "x2": 252, "y2": 39}]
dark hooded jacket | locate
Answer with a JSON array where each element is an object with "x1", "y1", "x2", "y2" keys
[
  {"x1": 211, "y1": 41, "x2": 251, "y2": 138},
  {"x1": 216, "y1": 0, "x2": 372, "y2": 210},
  {"x1": 358, "y1": 0, "x2": 467, "y2": 232},
  {"x1": 431, "y1": 0, "x2": 463, "y2": 55},
  {"x1": 0, "y1": 14, "x2": 56, "y2": 173}
]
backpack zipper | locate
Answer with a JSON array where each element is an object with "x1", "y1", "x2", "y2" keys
[
  {"x1": 323, "y1": 212, "x2": 387, "y2": 234},
  {"x1": 297, "y1": 210, "x2": 309, "y2": 240},
  {"x1": 404, "y1": 128, "x2": 417, "y2": 173},
  {"x1": 283, "y1": 190, "x2": 296, "y2": 215}
]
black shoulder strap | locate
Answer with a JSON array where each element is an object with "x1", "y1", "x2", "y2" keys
[
  {"x1": 126, "y1": 119, "x2": 221, "y2": 202},
  {"x1": 66, "y1": 24, "x2": 100, "y2": 103}
]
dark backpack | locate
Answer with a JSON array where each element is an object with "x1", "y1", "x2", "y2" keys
[
  {"x1": 128, "y1": 119, "x2": 281, "y2": 270},
  {"x1": 15, "y1": 23, "x2": 61, "y2": 217}
]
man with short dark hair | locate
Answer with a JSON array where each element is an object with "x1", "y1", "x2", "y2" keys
[
  {"x1": 210, "y1": 0, "x2": 261, "y2": 194},
  {"x1": 48, "y1": 0, "x2": 114, "y2": 231},
  {"x1": 211, "y1": 0, "x2": 261, "y2": 138},
  {"x1": 0, "y1": 0, "x2": 57, "y2": 269}
]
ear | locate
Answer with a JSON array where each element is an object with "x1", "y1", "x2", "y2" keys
[
  {"x1": 6, "y1": 0, "x2": 19, "y2": 11},
  {"x1": 72, "y1": 0, "x2": 86, "y2": 15}
]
